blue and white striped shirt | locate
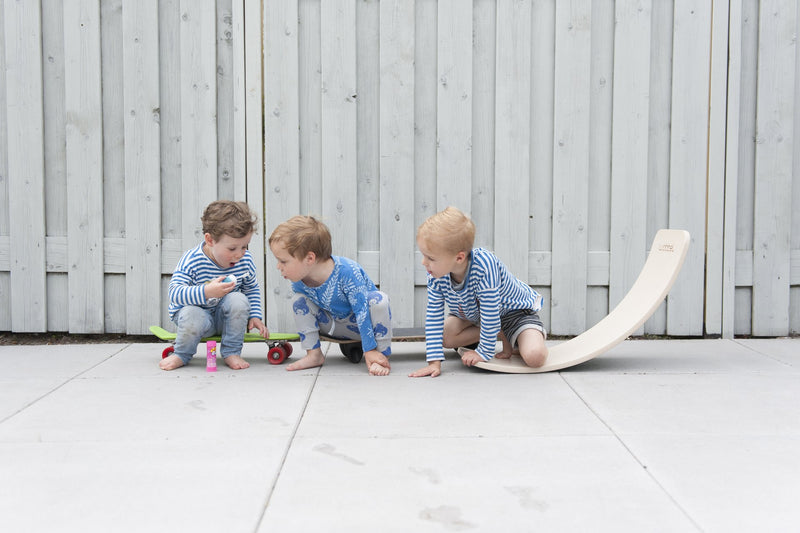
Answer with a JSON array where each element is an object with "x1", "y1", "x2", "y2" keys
[
  {"x1": 424, "y1": 247, "x2": 543, "y2": 362},
  {"x1": 168, "y1": 242, "x2": 263, "y2": 321}
]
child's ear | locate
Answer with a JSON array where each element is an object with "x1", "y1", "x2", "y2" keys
[
  {"x1": 455, "y1": 251, "x2": 467, "y2": 263},
  {"x1": 304, "y1": 251, "x2": 317, "y2": 264},
  {"x1": 203, "y1": 233, "x2": 215, "y2": 247}
]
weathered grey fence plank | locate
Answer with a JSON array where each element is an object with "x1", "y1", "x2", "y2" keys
[
  {"x1": 264, "y1": 0, "x2": 300, "y2": 330},
  {"x1": 752, "y1": 0, "x2": 796, "y2": 336},
  {"x1": 379, "y1": 0, "x2": 415, "y2": 327},
  {"x1": 4, "y1": 0, "x2": 47, "y2": 331},
  {"x1": 123, "y1": 0, "x2": 161, "y2": 334},
  {"x1": 609, "y1": 0, "x2": 651, "y2": 335},
  {"x1": 667, "y1": 0, "x2": 711, "y2": 336},
  {"x1": 180, "y1": 0, "x2": 218, "y2": 248},
  {"x1": 0, "y1": 0, "x2": 9, "y2": 330},
  {"x1": 493, "y1": 0, "x2": 531, "y2": 281},
  {"x1": 298, "y1": 0, "x2": 322, "y2": 216},
  {"x1": 64, "y1": 0, "x2": 105, "y2": 333},
  {"x1": 216, "y1": 0, "x2": 236, "y2": 201},
  {"x1": 320, "y1": 1, "x2": 358, "y2": 261},
  {"x1": 550, "y1": 0, "x2": 592, "y2": 335},
  {"x1": 436, "y1": 0, "x2": 472, "y2": 212}
]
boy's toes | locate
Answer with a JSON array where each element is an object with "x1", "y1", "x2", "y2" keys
[
  {"x1": 224, "y1": 355, "x2": 250, "y2": 370},
  {"x1": 159, "y1": 355, "x2": 185, "y2": 371}
]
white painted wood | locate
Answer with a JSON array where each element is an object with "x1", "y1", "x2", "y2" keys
[
  {"x1": 667, "y1": 0, "x2": 711, "y2": 336},
  {"x1": 4, "y1": 0, "x2": 47, "y2": 331},
  {"x1": 722, "y1": 0, "x2": 743, "y2": 339},
  {"x1": 242, "y1": 0, "x2": 265, "y2": 319},
  {"x1": 123, "y1": 0, "x2": 161, "y2": 334},
  {"x1": 414, "y1": 0, "x2": 437, "y2": 230},
  {"x1": 493, "y1": 0, "x2": 531, "y2": 281},
  {"x1": 320, "y1": 0, "x2": 358, "y2": 260},
  {"x1": 550, "y1": 0, "x2": 592, "y2": 335},
  {"x1": 356, "y1": 0, "x2": 379, "y2": 254},
  {"x1": 180, "y1": 0, "x2": 217, "y2": 247},
  {"x1": 752, "y1": 0, "x2": 796, "y2": 336},
  {"x1": 264, "y1": 0, "x2": 300, "y2": 330},
  {"x1": 471, "y1": 0, "x2": 495, "y2": 248},
  {"x1": 101, "y1": 0, "x2": 125, "y2": 243},
  {"x1": 216, "y1": 0, "x2": 235, "y2": 201},
  {"x1": 436, "y1": 0, "x2": 472, "y2": 212},
  {"x1": 158, "y1": 0, "x2": 181, "y2": 242},
  {"x1": 64, "y1": 0, "x2": 105, "y2": 333},
  {"x1": 610, "y1": 0, "x2": 651, "y2": 335},
  {"x1": 0, "y1": 0, "x2": 9, "y2": 329},
  {"x1": 704, "y1": 0, "x2": 729, "y2": 336},
  {"x1": 299, "y1": 0, "x2": 321, "y2": 215},
  {"x1": 379, "y1": 0, "x2": 415, "y2": 327}
]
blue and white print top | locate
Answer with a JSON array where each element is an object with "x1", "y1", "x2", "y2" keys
[
  {"x1": 168, "y1": 242, "x2": 263, "y2": 321},
  {"x1": 291, "y1": 256, "x2": 380, "y2": 348},
  {"x1": 424, "y1": 248, "x2": 543, "y2": 362}
]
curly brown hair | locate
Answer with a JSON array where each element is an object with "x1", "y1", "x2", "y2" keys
[{"x1": 201, "y1": 200, "x2": 259, "y2": 240}]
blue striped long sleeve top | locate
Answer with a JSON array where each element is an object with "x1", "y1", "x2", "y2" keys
[
  {"x1": 168, "y1": 242, "x2": 263, "y2": 321},
  {"x1": 424, "y1": 247, "x2": 543, "y2": 362}
]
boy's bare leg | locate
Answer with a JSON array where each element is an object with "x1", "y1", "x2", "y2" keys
[
  {"x1": 364, "y1": 349, "x2": 391, "y2": 376},
  {"x1": 224, "y1": 355, "x2": 250, "y2": 370},
  {"x1": 286, "y1": 347, "x2": 325, "y2": 371},
  {"x1": 442, "y1": 316, "x2": 480, "y2": 349},
  {"x1": 159, "y1": 354, "x2": 186, "y2": 371},
  {"x1": 517, "y1": 329, "x2": 548, "y2": 368}
]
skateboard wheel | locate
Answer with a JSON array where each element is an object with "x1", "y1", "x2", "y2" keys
[
  {"x1": 162, "y1": 346, "x2": 175, "y2": 359},
  {"x1": 267, "y1": 346, "x2": 287, "y2": 365},
  {"x1": 340, "y1": 342, "x2": 363, "y2": 364},
  {"x1": 283, "y1": 342, "x2": 293, "y2": 357}
]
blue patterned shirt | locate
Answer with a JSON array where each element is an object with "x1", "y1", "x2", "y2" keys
[
  {"x1": 168, "y1": 242, "x2": 263, "y2": 320},
  {"x1": 424, "y1": 248, "x2": 543, "y2": 362},
  {"x1": 291, "y1": 256, "x2": 380, "y2": 350}
]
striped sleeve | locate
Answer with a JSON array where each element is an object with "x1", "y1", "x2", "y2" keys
[{"x1": 424, "y1": 278, "x2": 447, "y2": 362}]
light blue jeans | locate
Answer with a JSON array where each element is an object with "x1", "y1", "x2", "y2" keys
[{"x1": 171, "y1": 291, "x2": 250, "y2": 364}]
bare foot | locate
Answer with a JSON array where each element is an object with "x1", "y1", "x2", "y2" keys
[
  {"x1": 286, "y1": 349, "x2": 325, "y2": 371},
  {"x1": 224, "y1": 355, "x2": 250, "y2": 370},
  {"x1": 364, "y1": 350, "x2": 390, "y2": 376},
  {"x1": 159, "y1": 354, "x2": 185, "y2": 371}
]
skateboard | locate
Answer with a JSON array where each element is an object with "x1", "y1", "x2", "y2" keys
[
  {"x1": 149, "y1": 325, "x2": 300, "y2": 365},
  {"x1": 321, "y1": 327, "x2": 425, "y2": 363}
]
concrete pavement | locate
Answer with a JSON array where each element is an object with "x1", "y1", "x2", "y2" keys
[{"x1": 1, "y1": 337, "x2": 798, "y2": 532}]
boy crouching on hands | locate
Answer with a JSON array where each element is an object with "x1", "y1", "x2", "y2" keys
[
  {"x1": 160, "y1": 200, "x2": 269, "y2": 371},
  {"x1": 410, "y1": 206, "x2": 548, "y2": 378},
  {"x1": 268, "y1": 215, "x2": 392, "y2": 376}
]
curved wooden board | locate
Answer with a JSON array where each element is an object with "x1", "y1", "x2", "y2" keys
[{"x1": 474, "y1": 229, "x2": 691, "y2": 373}]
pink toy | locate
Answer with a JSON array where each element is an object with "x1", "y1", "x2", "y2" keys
[{"x1": 206, "y1": 340, "x2": 217, "y2": 372}]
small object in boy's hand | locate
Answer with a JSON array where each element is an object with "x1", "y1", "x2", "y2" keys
[{"x1": 223, "y1": 274, "x2": 236, "y2": 284}]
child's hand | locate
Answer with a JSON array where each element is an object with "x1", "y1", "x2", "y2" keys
[
  {"x1": 459, "y1": 349, "x2": 483, "y2": 367},
  {"x1": 249, "y1": 318, "x2": 269, "y2": 338},
  {"x1": 408, "y1": 361, "x2": 442, "y2": 378},
  {"x1": 205, "y1": 275, "x2": 236, "y2": 300}
]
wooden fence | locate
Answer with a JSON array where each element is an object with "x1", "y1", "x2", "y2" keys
[{"x1": 1, "y1": 0, "x2": 798, "y2": 338}]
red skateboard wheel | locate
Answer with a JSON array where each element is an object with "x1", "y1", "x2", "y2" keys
[{"x1": 267, "y1": 346, "x2": 287, "y2": 365}]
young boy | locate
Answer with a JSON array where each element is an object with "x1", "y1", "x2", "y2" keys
[
  {"x1": 160, "y1": 200, "x2": 269, "y2": 371},
  {"x1": 409, "y1": 206, "x2": 548, "y2": 378},
  {"x1": 268, "y1": 215, "x2": 392, "y2": 376}
]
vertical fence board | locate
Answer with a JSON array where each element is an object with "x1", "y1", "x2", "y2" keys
[
  {"x1": 159, "y1": 0, "x2": 181, "y2": 243},
  {"x1": 264, "y1": 0, "x2": 300, "y2": 329},
  {"x1": 216, "y1": 0, "x2": 235, "y2": 200},
  {"x1": 64, "y1": 0, "x2": 104, "y2": 333},
  {"x1": 752, "y1": 0, "x2": 796, "y2": 336},
  {"x1": 180, "y1": 0, "x2": 218, "y2": 247},
  {"x1": 610, "y1": 0, "x2": 651, "y2": 332},
  {"x1": 436, "y1": 0, "x2": 472, "y2": 211},
  {"x1": 123, "y1": 0, "x2": 161, "y2": 334},
  {"x1": 298, "y1": 0, "x2": 321, "y2": 216},
  {"x1": 722, "y1": 0, "x2": 743, "y2": 339},
  {"x1": 0, "y1": 0, "x2": 7, "y2": 330},
  {"x1": 320, "y1": 1, "x2": 358, "y2": 260},
  {"x1": 4, "y1": 0, "x2": 47, "y2": 331},
  {"x1": 357, "y1": 0, "x2": 379, "y2": 263},
  {"x1": 793, "y1": 4, "x2": 800, "y2": 335},
  {"x1": 550, "y1": 0, "x2": 592, "y2": 335},
  {"x1": 667, "y1": 0, "x2": 710, "y2": 336},
  {"x1": 379, "y1": 0, "x2": 415, "y2": 326},
  {"x1": 493, "y1": 0, "x2": 531, "y2": 280},
  {"x1": 242, "y1": 0, "x2": 265, "y2": 317},
  {"x1": 471, "y1": 0, "x2": 495, "y2": 248}
]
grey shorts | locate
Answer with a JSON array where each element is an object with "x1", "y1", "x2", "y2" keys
[{"x1": 500, "y1": 309, "x2": 547, "y2": 349}]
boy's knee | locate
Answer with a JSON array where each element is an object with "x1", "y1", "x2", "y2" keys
[{"x1": 521, "y1": 344, "x2": 548, "y2": 368}]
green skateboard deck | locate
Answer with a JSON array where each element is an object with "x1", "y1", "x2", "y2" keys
[{"x1": 150, "y1": 325, "x2": 299, "y2": 364}]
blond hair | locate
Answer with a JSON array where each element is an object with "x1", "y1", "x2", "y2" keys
[
  {"x1": 268, "y1": 215, "x2": 332, "y2": 260},
  {"x1": 201, "y1": 200, "x2": 258, "y2": 240},
  {"x1": 417, "y1": 206, "x2": 475, "y2": 255}
]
